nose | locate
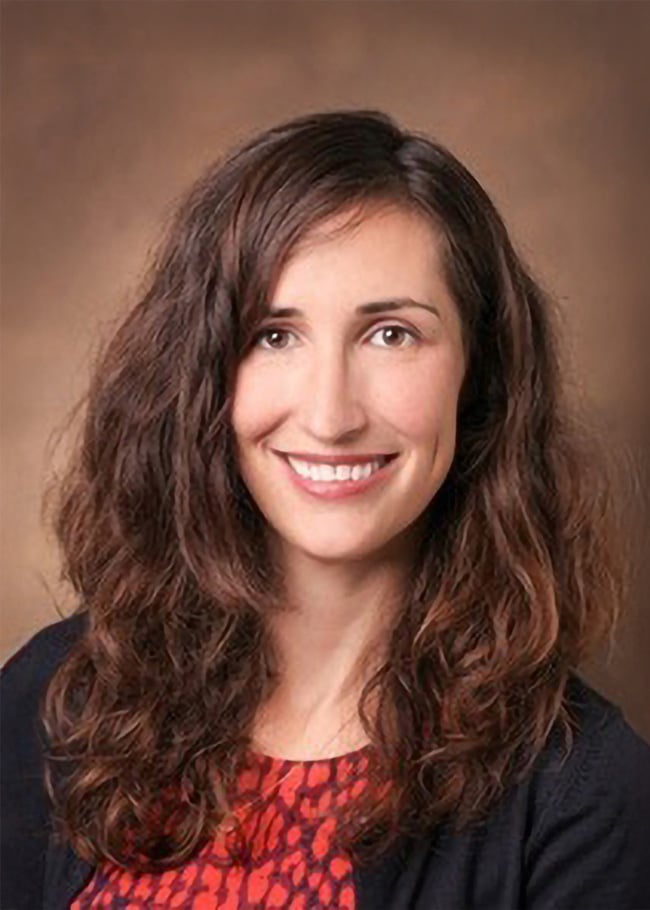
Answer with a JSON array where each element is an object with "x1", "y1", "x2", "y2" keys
[{"x1": 297, "y1": 346, "x2": 368, "y2": 443}]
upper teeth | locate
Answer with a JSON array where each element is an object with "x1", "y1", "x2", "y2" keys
[{"x1": 286, "y1": 456, "x2": 387, "y2": 482}]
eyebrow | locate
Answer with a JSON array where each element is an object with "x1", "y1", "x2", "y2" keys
[{"x1": 264, "y1": 297, "x2": 441, "y2": 320}]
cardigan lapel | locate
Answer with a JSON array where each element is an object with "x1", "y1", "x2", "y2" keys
[
  {"x1": 43, "y1": 831, "x2": 94, "y2": 910},
  {"x1": 354, "y1": 834, "x2": 431, "y2": 910}
]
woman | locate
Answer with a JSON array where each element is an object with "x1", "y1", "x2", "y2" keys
[{"x1": 2, "y1": 109, "x2": 649, "y2": 910}]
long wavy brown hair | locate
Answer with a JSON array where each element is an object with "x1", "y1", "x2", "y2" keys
[{"x1": 42, "y1": 109, "x2": 626, "y2": 870}]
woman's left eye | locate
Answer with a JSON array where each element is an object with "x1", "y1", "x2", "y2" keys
[{"x1": 368, "y1": 325, "x2": 419, "y2": 348}]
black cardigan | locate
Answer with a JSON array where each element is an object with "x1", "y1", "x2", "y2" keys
[{"x1": 2, "y1": 615, "x2": 650, "y2": 910}]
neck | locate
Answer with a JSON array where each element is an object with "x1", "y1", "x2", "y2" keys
[{"x1": 252, "y1": 534, "x2": 415, "y2": 760}]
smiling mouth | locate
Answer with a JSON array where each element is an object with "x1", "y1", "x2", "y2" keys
[{"x1": 278, "y1": 451, "x2": 399, "y2": 483}]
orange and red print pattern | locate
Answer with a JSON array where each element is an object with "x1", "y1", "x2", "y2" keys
[{"x1": 71, "y1": 746, "x2": 374, "y2": 909}]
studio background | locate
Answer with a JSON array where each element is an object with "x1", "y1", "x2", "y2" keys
[{"x1": 2, "y1": 1, "x2": 649, "y2": 738}]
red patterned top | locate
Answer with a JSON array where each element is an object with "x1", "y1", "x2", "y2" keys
[{"x1": 71, "y1": 744, "x2": 374, "y2": 909}]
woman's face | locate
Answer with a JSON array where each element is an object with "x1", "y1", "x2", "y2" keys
[{"x1": 231, "y1": 205, "x2": 466, "y2": 566}]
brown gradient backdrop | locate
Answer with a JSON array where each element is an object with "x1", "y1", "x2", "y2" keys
[{"x1": 2, "y1": 1, "x2": 649, "y2": 736}]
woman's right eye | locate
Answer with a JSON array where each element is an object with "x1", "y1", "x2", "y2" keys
[{"x1": 254, "y1": 328, "x2": 295, "y2": 350}]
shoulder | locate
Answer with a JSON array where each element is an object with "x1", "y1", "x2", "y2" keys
[
  {"x1": 0, "y1": 613, "x2": 88, "y2": 910},
  {"x1": 1, "y1": 612, "x2": 88, "y2": 690},
  {"x1": 531, "y1": 672, "x2": 650, "y2": 805},
  {"x1": 356, "y1": 676, "x2": 650, "y2": 910},
  {"x1": 1, "y1": 612, "x2": 88, "y2": 750},
  {"x1": 523, "y1": 673, "x2": 650, "y2": 909}
]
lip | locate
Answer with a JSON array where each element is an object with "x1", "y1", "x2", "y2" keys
[
  {"x1": 275, "y1": 451, "x2": 400, "y2": 500},
  {"x1": 272, "y1": 450, "x2": 399, "y2": 466}
]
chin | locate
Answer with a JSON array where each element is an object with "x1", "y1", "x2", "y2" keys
[{"x1": 282, "y1": 530, "x2": 387, "y2": 564}]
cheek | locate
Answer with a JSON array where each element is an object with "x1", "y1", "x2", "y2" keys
[
  {"x1": 231, "y1": 367, "x2": 284, "y2": 441},
  {"x1": 375, "y1": 359, "x2": 463, "y2": 445}
]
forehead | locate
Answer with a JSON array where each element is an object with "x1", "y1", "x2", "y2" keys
[{"x1": 271, "y1": 204, "x2": 448, "y2": 306}]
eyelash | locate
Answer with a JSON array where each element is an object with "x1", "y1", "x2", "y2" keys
[{"x1": 252, "y1": 324, "x2": 421, "y2": 351}]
